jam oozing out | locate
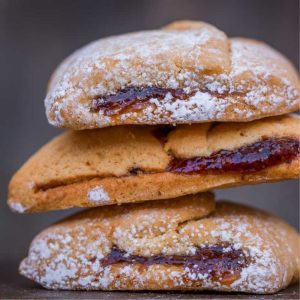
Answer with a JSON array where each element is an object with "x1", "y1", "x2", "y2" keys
[
  {"x1": 100, "y1": 245, "x2": 248, "y2": 284},
  {"x1": 90, "y1": 86, "x2": 243, "y2": 116},
  {"x1": 90, "y1": 86, "x2": 191, "y2": 115},
  {"x1": 166, "y1": 137, "x2": 300, "y2": 174}
]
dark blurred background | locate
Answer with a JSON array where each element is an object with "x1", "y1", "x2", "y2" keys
[{"x1": 0, "y1": 0, "x2": 299, "y2": 281}]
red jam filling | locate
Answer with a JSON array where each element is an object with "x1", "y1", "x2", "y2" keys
[
  {"x1": 100, "y1": 245, "x2": 247, "y2": 284},
  {"x1": 166, "y1": 137, "x2": 300, "y2": 174},
  {"x1": 90, "y1": 86, "x2": 242, "y2": 116},
  {"x1": 90, "y1": 87, "x2": 191, "y2": 115}
]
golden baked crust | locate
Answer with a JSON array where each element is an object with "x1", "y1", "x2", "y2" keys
[
  {"x1": 45, "y1": 20, "x2": 300, "y2": 129},
  {"x1": 8, "y1": 114, "x2": 300, "y2": 213},
  {"x1": 19, "y1": 195, "x2": 300, "y2": 293}
]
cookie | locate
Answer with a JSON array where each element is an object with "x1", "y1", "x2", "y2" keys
[
  {"x1": 19, "y1": 194, "x2": 300, "y2": 293},
  {"x1": 45, "y1": 20, "x2": 300, "y2": 129},
  {"x1": 8, "y1": 114, "x2": 300, "y2": 213}
]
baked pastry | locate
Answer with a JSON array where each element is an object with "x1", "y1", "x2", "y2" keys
[
  {"x1": 44, "y1": 20, "x2": 300, "y2": 130},
  {"x1": 19, "y1": 193, "x2": 300, "y2": 293},
  {"x1": 8, "y1": 114, "x2": 300, "y2": 213}
]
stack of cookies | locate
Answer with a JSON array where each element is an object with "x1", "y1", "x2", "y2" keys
[{"x1": 8, "y1": 21, "x2": 300, "y2": 294}]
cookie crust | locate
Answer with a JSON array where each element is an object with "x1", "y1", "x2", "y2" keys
[
  {"x1": 19, "y1": 195, "x2": 300, "y2": 293},
  {"x1": 8, "y1": 114, "x2": 300, "y2": 213},
  {"x1": 45, "y1": 21, "x2": 300, "y2": 129}
]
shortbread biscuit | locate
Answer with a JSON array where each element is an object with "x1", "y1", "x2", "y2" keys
[
  {"x1": 19, "y1": 194, "x2": 300, "y2": 293},
  {"x1": 8, "y1": 114, "x2": 299, "y2": 213},
  {"x1": 45, "y1": 20, "x2": 300, "y2": 129}
]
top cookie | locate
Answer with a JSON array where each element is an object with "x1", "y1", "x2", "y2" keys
[{"x1": 45, "y1": 20, "x2": 300, "y2": 129}]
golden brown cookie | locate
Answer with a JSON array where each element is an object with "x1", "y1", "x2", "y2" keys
[
  {"x1": 45, "y1": 20, "x2": 300, "y2": 129},
  {"x1": 19, "y1": 194, "x2": 300, "y2": 293},
  {"x1": 8, "y1": 114, "x2": 300, "y2": 213}
]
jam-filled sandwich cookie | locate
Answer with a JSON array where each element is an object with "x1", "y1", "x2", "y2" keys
[
  {"x1": 19, "y1": 193, "x2": 300, "y2": 293},
  {"x1": 8, "y1": 114, "x2": 300, "y2": 213},
  {"x1": 45, "y1": 20, "x2": 300, "y2": 129}
]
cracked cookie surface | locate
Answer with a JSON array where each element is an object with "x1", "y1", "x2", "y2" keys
[
  {"x1": 45, "y1": 20, "x2": 300, "y2": 129},
  {"x1": 19, "y1": 195, "x2": 300, "y2": 293}
]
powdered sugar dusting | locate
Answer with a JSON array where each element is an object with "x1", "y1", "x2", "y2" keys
[
  {"x1": 88, "y1": 186, "x2": 110, "y2": 203},
  {"x1": 44, "y1": 22, "x2": 299, "y2": 129},
  {"x1": 146, "y1": 91, "x2": 227, "y2": 122},
  {"x1": 9, "y1": 202, "x2": 26, "y2": 213},
  {"x1": 19, "y1": 200, "x2": 299, "y2": 292},
  {"x1": 20, "y1": 225, "x2": 111, "y2": 289}
]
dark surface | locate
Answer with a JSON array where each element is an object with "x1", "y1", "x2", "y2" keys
[
  {"x1": 0, "y1": 262, "x2": 299, "y2": 299},
  {"x1": 0, "y1": 284, "x2": 299, "y2": 300}
]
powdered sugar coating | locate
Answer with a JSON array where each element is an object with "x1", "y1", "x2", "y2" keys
[
  {"x1": 44, "y1": 21, "x2": 300, "y2": 129},
  {"x1": 21, "y1": 226, "x2": 111, "y2": 289},
  {"x1": 19, "y1": 199, "x2": 300, "y2": 293},
  {"x1": 88, "y1": 186, "x2": 110, "y2": 203},
  {"x1": 9, "y1": 202, "x2": 26, "y2": 213}
]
